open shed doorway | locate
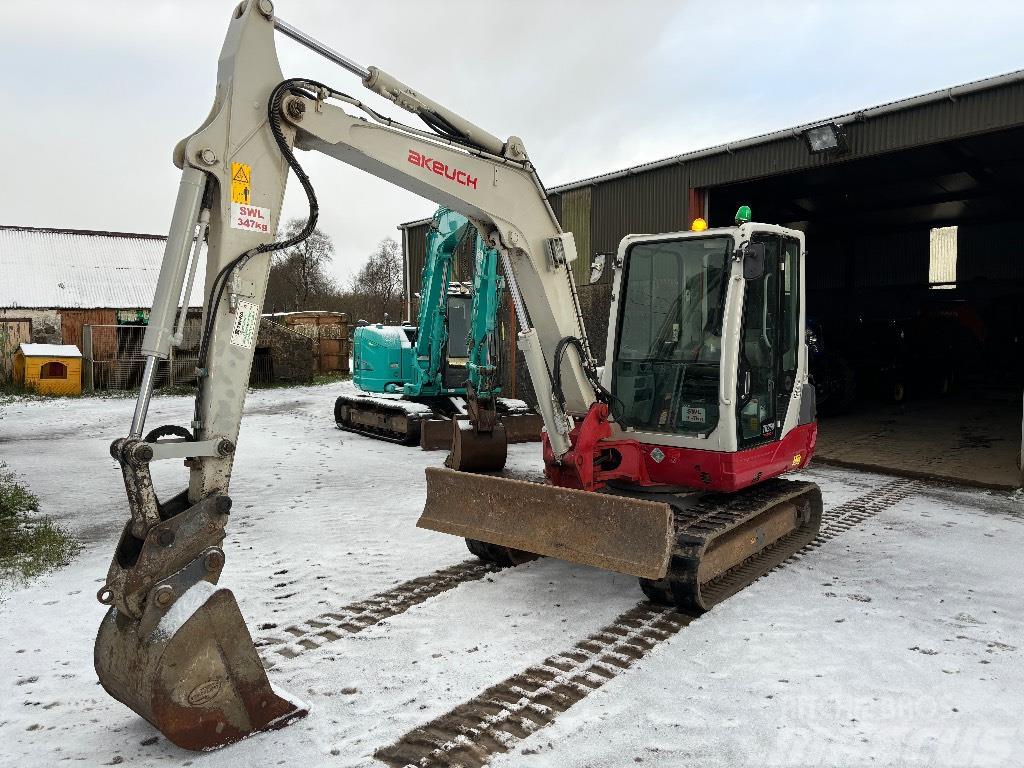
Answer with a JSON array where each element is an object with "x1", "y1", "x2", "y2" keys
[{"x1": 708, "y1": 126, "x2": 1024, "y2": 488}]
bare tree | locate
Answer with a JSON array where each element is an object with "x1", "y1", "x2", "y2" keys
[
  {"x1": 350, "y1": 237, "x2": 403, "y2": 323},
  {"x1": 264, "y1": 218, "x2": 337, "y2": 312}
]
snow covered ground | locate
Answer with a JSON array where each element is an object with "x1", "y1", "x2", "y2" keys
[{"x1": 0, "y1": 383, "x2": 1021, "y2": 767}]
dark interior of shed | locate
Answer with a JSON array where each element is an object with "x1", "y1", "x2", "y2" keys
[{"x1": 708, "y1": 126, "x2": 1024, "y2": 486}]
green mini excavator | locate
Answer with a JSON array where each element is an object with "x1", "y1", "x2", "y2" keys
[{"x1": 334, "y1": 207, "x2": 538, "y2": 466}]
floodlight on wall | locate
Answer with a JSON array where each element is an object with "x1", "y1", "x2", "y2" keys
[{"x1": 802, "y1": 122, "x2": 849, "y2": 154}]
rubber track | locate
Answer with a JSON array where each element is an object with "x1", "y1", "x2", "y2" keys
[
  {"x1": 335, "y1": 397, "x2": 528, "y2": 446},
  {"x1": 650, "y1": 478, "x2": 823, "y2": 612},
  {"x1": 256, "y1": 560, "x2": 503, "y2": 668},
  {"x1": 374, "y1": 477, "x2": 919, "y2": 768},
  {"x1": 335, "y1": 395, "x2": 425, "y2": 445}
]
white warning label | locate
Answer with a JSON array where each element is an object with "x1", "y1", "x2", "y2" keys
[
  {"x1": 682, "y1": 406, "x2": 707, "y2": 423},
  {"x1": 230, "y1": 202, "x2": 271, "y2": 233},
  {"x1": 229, "y1": 300, "x2": 260, "y2": 349}
]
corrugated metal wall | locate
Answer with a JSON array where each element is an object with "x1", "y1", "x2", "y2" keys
[
  {"x1": 958, "y1": 221, "x2": 1024, "y2": 280},
  {"x1": 852, "y1": 230, "x2": 929, "y2": 287},
  {"x1": 683, "y1": 83, "x2": 1024, "y2": 198},
  {"x1": 547, "y1": 192, "x2": 562, "y2": 223},
  {"x1": 60, "y1": 309, "x2": 117, "y2": 353},
  {"x1": 806, "y1": 234, "x2": 849, "y2": 291},
  {"x1": 804, "y1": 222, "x2": 1024, "y2": 293},
  {"x1": 403, "y1": 78, "x2": 1024, "y2": 284},
  {"x1": 591, "y1": 165, "x2": 689, "y2": 253},
  {"x1": 560, "y1": 187, "x2": 593, "y2": 285}
]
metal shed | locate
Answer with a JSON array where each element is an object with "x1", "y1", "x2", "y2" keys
[{"x1": 399, "y1": 68, "x2": 1024, "y2": 488}]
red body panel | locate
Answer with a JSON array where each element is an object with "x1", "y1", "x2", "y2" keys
[{"x1": 543, "y1": 403, "x2": 817, "y2": 493}]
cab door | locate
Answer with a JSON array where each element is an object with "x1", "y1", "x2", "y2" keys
[{"x1": 736, "y1": 234, "x2": 801, "y2": 448}]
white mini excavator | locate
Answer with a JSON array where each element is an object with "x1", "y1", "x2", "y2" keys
[{"x1": 96, "y1": 1, "x2": 821, "y2": 750}]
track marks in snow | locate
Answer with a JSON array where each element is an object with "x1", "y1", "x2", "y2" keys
[
  {"x1": 812, "y1": 478, "x2": 920, "y2": 545},
  {"x1": 376, "y1": 478, "x2": 920, "y2": 767},
  {"x1": 374, "y1": 604, "x2": 689, "y2": 768},
  {"x1": 256, "y1": 559, "x2": 504, "y2": 666}
]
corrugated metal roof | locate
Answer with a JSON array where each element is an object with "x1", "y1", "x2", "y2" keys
[
  {"x1": 19, "y1": 343, "x2": 82, "y2": 357},
  {"x1": 0, "y1": 225, "x2": 206, "y2": 310},
  {"x1": 398, "y1": 67, "x2": 1024, "y2": 230}
]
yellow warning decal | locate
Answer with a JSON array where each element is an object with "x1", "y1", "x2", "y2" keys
[
  {"x1": 791, "y1": 454, "x2": 802, "y2": 467},
  {"x1": 230, "y1": 162, "x2": 252, "y2": 205}
]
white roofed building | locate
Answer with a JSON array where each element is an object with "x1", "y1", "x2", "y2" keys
[
  {"x1": 0, "y1": 225, "x2": 315, "y2": 389},
  {"x1": 0, "y1": 225, "x2": 204, "y2": 384}
]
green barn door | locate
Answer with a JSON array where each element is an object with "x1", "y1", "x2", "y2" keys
[{"x1": 560, "y1": 187, "x2": 592, "y2": 286}]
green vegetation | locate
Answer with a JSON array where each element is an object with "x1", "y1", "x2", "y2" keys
[
  {"x1": 0, "y1": 380, "x2": 40, "y2": 404},
  {"x1": 247, "y1": 370, "x2": 350, "y2": 391},
  {"x1": 312, "y1": 371, "x2": 350, "y2": 386},
  {"x1": 0, "y1": 381, "x2": 81, "y2": 405},
  {"x1": 0, "y1": 463, "x2": 80, "y2": 582},
  {"x1": 1, "y1": 371, "x2": 350, "y2": 404}
]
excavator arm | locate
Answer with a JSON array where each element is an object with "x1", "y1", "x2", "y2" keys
[
  {"x1": 406, "y1": 208, "x2": 466, "y2": 396},
  {"x1": 97, "y1": 1, "x2": 602, "y2": 749},
  {"x1": 466, "y1": 229, "x2": 505, "y2": 401}
]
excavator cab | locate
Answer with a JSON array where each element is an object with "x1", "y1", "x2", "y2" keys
[
  {"x1": 603, "y1": 218, "x2": 811, "y2": 469},
  {"x1": 421, "y1": 213, "x2": 821, "y2": 608}
]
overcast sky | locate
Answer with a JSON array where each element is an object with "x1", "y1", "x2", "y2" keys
[{"x1": 3, "y1": 1, "x2": 1023, "y2": 285}]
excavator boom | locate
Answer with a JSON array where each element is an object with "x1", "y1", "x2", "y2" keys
[{"x1": 96, "y1": 2, "x2": 604, "y2": 749}]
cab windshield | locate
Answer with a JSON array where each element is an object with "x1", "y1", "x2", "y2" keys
[{"x1": 612, "y1": 236, "x2": 731, "y2": 435}]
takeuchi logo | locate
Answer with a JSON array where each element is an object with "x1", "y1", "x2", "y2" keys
[{"x1": 407, "y1": 150, "x2": 478, "y2": 190}]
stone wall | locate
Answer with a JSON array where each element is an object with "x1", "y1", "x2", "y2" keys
[
  {"x1": 0, "y1": 308, "x2": 62, "y2": 344},
  {"x1": 255, "y1": 318, "x2": 314, "y2": 384}
]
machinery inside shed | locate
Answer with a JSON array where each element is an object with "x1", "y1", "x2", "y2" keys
[{"x1": 708, "y1": 125, "x2": 1024, "y2": 488}]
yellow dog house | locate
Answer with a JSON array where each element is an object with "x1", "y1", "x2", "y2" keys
[{"x1": 14, "y1": 343, "x2": 83, "y2": 395}]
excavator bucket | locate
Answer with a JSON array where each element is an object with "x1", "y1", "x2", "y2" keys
[
  {"x1": 421, "y1": 413, "x2": 543, "y2": 451},
  {"x1": 445, "y1": 417, "x2": 508, "y2": 472},
  {"x1": 419, "y1": 467, "x2": 674, "y2": 579},
  {"x1": 95, "y1": 585, "x2": 306, "y2": 751}
]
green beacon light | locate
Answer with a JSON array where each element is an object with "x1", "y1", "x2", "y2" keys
[{"x1": 735, "y1": 205, "x2": 752, "y2": 225}]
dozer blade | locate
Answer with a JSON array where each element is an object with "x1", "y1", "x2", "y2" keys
[
  {"x1": 445, "y1": 418, "x2": 508, "y2": 472},
  {"x1": 419, "y1": 467, "x2": 673, "y2": 579},
  {"x1": 95, "y1": 585, "x2": 306, "y2": 751}
]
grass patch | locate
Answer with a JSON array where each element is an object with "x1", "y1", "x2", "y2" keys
[
  {"x1": 0, "y1": 381, "x2": 83, "y2": 406},
  {"x1": 312, "y1": 371, "x2": 350, "y2": 387},
  {"x1": 1, "y1": 371, "x2": 350, "y2": 404},
  {"x1": 0, "y1": 381, "x2": 47, "y2": 406},
  {"x1": 0, "y1": 463, "x2": 80, "y2": 582},
  {"x1": 249, "y1": 371, "x2": 351, "y2": 390}
]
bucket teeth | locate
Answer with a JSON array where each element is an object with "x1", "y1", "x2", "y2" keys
[{"x1": 95, "y1": 586, "x2": 307, "y2": 751}]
